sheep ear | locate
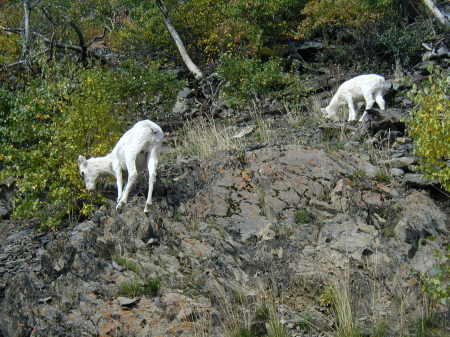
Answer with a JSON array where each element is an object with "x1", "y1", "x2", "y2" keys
[{"x1": 78, "y1": 155, "x2": 87, "y2": 167}]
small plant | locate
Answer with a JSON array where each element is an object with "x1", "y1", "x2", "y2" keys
[
  {"x1": 295, "y1": 209, "x2": 314, "y2": 225},
  {"x1": 266, "y1": 303, "x2": 289, "y2": 337},
  {"x1": 143, "y1": 278, "x2": 161, "y2": 297},
  {"x1": 254, "y1": 303, "x2": 270, "y2": 322},
  {"x1": 330, "y1": 281, "x2": 362, "y2": 337},
  {"x1": 421, "y1": 245, "x2": 450, "y2": 307},
  {"x1": 374, "y1": 169, "x2": 391, "y2": 183},
  {"x1": 319, "y1": 286, "x2": 334, "y2": 307},
  {"x1": 113, "y1": 255, "x2": 140, "y2": 274},
  {"x1": 117, "y1": 280, "x2": 144, "y2": 298},
  {"x1": 351, "y1": 169, "x2": 367, "y2": 181},
  {"x1": 296, "y1": 314, "x2": 313, "y2": 331},
  {"x1": 117, "y1": 278, "x2": 161, "y2": 298}
]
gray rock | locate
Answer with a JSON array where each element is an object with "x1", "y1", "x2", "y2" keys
[
  {"x1": 117, "y1": 296, "x2": 139, "y2": 307},
  {"x1": 177, "y1": 87, "x2": 192, "y2": 99},
  {"x1": 172, "y1": 98, "x2": 190, "y2": 115},
  {"x1": 381, "y1": 156, "x2": 416, "y2": 168},
  {"x1": 403, "y1": 173, "x2": 438, "y2": 186},
  {"x1": 390, "y1": 168, "x2": 404, "y2": 176}
]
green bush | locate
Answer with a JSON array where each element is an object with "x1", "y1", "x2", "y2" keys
[
  {"x1": 217, "y1": 54, "x2": 305, "y2": 105},
  {"x1": 0, "y1": 60, "x2": 183, "y2": 229},
  {"x1": 407, "y1": 68, "x2": 450, "y2": 192},
  {"x1": 296, "y1": 0, "x2": 396, "y2": 39},
  {"x1": 421, "y1": 245, "x2": 449, "y2": 306},
  {"x1": 110, "y1": 0, "x2": 308, "y2": 61}
]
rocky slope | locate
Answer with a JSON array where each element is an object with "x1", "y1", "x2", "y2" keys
[{"x1": 0, "y1": 54, "x2": 449, "y2": 337}]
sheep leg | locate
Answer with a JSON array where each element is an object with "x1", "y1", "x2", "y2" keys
[
  {"x1": 363, "y1": 91, "x2": 375, "y2": 111},
  {"x1": 344, "y1": 95, "x2": 357, "y2": 122},
  {"x1": 117, "y1": 160, "x2": 138, "y2": 212},
  {"x1": 375, "y1": 93, "x2": 386, "y2": 110},
  {"x1": 359, "y1": 110, "x2": 369, "y2": 122},
  {"x1": 144, "y1": 148, "x2": 159, "y2": 214},
  {"x1": 114, "y1": 167, "x2": 123, "y2": 203}
]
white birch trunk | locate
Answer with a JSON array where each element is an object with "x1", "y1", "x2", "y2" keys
[
  {"x1": 156, "y1": 0, "x2": 203, "y2": 80},
  {"x1": 422, "y1": 0, "x2": 449, "y2": 27},
  {"x1": 21, "y1": 0, "x2": 31, "y2": 60}
]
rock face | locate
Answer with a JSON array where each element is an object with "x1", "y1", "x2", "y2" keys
[
  {"x1": 0, "y1": 178, "x2": 14, "y2": 219},
  {"x1": 0, "y1": 144, "x2": 448, "y2": 337}
]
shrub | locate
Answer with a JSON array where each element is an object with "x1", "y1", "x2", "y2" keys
[
  {"x1": 421, "y1": 244, "x2": 449, "y2": 307},
  {"x1": 109, "y1": 0, "x2": 308, "y2": 62},
  {"x1": 407, "y1": 68, "x2": 450, "y2": 192},
  {"x1": 217, "y1": 54, "x2": 305, "y2": 105},
  {"x1": 295, "y1": 0, "x2": 396, "y2": 40}
]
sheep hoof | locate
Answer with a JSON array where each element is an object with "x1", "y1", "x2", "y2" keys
[{"x1": 116, "y1": 202, "x2": 124, "y2": 213}]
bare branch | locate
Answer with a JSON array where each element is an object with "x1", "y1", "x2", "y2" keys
[
  {"x1": 86, "y1": 28, "x2": 107, "y2": 48},
  {"x1": 67, "y1": 20, "x2": 87, "y2": 62},
  {"x1": 0, "y1": 26, "x2": 22, "y2": 33}
]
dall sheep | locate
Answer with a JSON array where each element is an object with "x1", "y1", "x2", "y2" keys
[
  {"x1": 322, "y1": 74, "x2": 389, "y2": 122},
  {"x1": 78, "y1": 120, "x2": 164, "y2": 213}
]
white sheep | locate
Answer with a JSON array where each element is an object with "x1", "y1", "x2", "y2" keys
[
  {"x1": 77, "y1": 120, "x2": 164, "y2": 213},
  {"x1": 322, "y1": 74, "x2": 389, "y2": 122}
]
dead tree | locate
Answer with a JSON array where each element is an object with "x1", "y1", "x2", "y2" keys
[
  {"x1": 1, "y1": 3, "x2": 108, "y2": 67},
  {"x1": 155, "y1": 0, "x2": 203, "y2": 80},
  {"x1": 422, "y1": 0, "x2": 449, "y2": 28}
]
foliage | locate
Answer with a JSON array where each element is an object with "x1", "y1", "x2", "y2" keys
[
  {"x1": 373, "y1": 18, "x2": 435, "y2": 67},
  {"x1": 217, "y1": 54, "x2": 304, "y2": 105},
  {"x1": 407, "y1": 68, "x2": 450, "y2": 192},
  {"x1": 421, "y1": 245, "x2": 450, "y2": 306},
  {"x1": 0, "y1": 60, "x2": 183, "y2": 229},
  {"x1": 296, "y1": 0, "x2": 397, "y2": 39},
  {"x1": 109, "y1": 0, "x2": 308, "y2": 61}
]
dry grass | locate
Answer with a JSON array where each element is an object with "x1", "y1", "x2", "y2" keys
[
  {"x1": 175, "y1": 116, "x2": 244, "y2": 159},
  {"x1": 250, "y1": 100, "x2": 272, "y2": 145},
  {"x1": 327, "y1": 266, "x2": 362, "y2": 337}
]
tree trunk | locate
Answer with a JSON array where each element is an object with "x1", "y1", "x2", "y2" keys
[
  {"x1": 422, "y1": 0, "x2": 449, "y2": 27},
  {"x1": 155, "y1": 0, "x2": 203, "y2": 80}
]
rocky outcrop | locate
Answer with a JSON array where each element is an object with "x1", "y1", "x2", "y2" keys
[{"x1": 0, "y1": 143, "x2": 447, "y2": 337}]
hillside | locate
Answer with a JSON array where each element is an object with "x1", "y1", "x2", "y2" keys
[{"x1": 0, "y1": 1, "x2": 449, "y2": 337}]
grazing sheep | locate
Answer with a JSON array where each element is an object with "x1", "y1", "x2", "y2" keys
[
  {"x1": 78, "y1": 120, "x2": 164, "y2": 213},
  {"x1": 322, "y1": 74, "x2": 389, "y2": 122}
]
